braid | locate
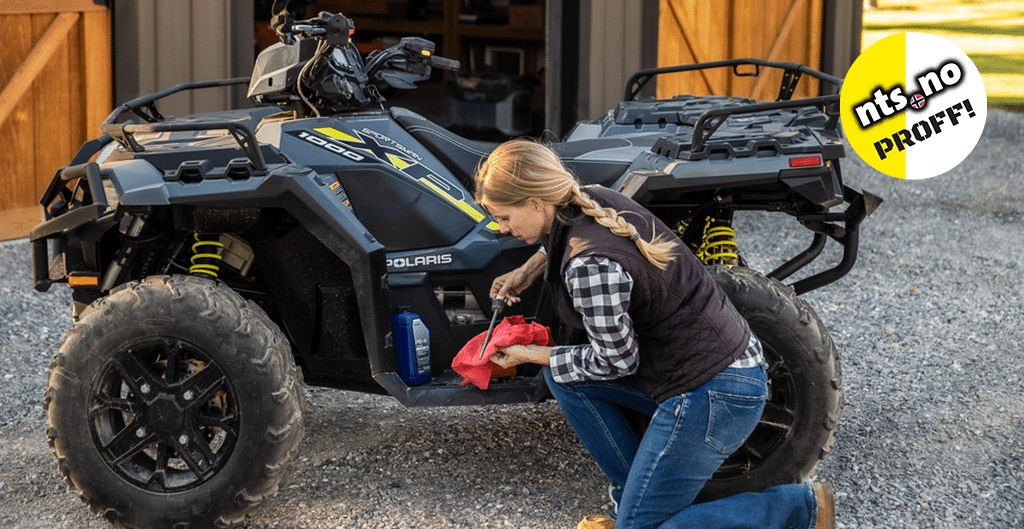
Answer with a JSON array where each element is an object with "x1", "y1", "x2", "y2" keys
[
  {"x1": 474, "y1": 139, "x2": 678, "y2": 270},
  {"x1": 572, "y1": 188, "x2": 678, "y2": 270}
]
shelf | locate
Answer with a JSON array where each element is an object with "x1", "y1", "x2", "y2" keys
[
  {"x1": 354, "y1": 19, "x2": 444, "y2": 35},
  {"x1": 354, "y1": 20, "x2": 543, "y2": 42},
  {"x1": 455, "y1": 24, "x2": 544, "y2": 41},
  {"x1": 335, "y1": 0, "x2": 548, "y2": 139}
]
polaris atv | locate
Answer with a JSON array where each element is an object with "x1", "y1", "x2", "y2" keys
[{"x1": 30, "y1": 10, "x2": 880, "y2": 529}]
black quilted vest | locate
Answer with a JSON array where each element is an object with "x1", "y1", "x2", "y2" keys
[{"x1": 542, "y1": 187, "x2": 751, "y2": 403}]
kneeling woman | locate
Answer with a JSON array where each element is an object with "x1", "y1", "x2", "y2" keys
[{"x1": 475, "y1": 140, "x2": 834, "y2": 529}]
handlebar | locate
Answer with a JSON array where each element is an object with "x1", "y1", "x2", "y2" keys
[
  {"x1": 291, "y1": 24, "x2": 326, "y2": 36},
  {"x1": 273, "y1": 11, "x2": 353, "y2": 47},
  {"x1": 276, "y1": 10, "x2": 460, "y2": 78},
  {"x1": 363, "y1": 36, "x2": 460, "y2": 81},
  {"x1": 430, "y1": 55, "x2": 460, "y2": 72},
  {"x1": 257, "y1": 7, "x2": 460, "y2": 113}
]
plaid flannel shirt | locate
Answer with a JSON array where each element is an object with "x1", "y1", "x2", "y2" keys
[{"x1": 548, "y1": 255, "x2": 765, "y2": 384}]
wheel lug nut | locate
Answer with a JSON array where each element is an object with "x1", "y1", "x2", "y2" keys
[
  {"x1": 183, "y1": 390, "x2": 194, "y2": 401},
  {"x1": 140, "y1": 384, "x2": 151, "y2": 395},
  {"x1": 136, "y1": 428, "x2": 146, "y2": 438},
  {"x1": 178, "y1": 435, "x2": 189, "y2": 445}
]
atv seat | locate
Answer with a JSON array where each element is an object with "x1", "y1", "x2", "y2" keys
[
  {"x1": 391, "y1": 107, "x2": 632, "y2": 192},
  {"x1": 390, "y1": 107, "x2": 495, "y2": 191},
  {"x1": 548, "y1": 139, "x2": 635, "y2": 189}
]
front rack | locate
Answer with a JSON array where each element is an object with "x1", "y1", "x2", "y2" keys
[{"x1": 98, "y1": 78, "x2": 267, "y2": 172}]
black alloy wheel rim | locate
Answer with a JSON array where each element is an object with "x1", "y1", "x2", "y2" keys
[{"x1": 89, "y1": 337, "x2": 240, "y2": 491}]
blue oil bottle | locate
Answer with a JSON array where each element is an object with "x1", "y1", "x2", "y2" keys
[{"x1": 392, "y1": 310, "x2": 431, "y2": 385}]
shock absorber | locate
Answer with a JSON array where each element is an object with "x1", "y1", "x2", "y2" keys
[
  {"x1": 698, "y1": 218, "x2": 739, "y2": 266},
  {"x1": 189, "y1": 234, "x2": 224, "y2": 278}
]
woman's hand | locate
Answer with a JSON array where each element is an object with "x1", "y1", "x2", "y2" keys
[
  {"x1": 490, "y1": 344, "x2": 552, "y2": 369},
  {"x1": 489, "y1": 268, "x2": 530, "y2": 305},
  {"x1": 490, "y1": 251, "x2": 548, "y2": 304}
]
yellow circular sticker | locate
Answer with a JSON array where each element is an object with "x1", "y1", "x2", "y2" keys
[{"x1": 840, "y1": 32, "x2": 987, "y2": 180}]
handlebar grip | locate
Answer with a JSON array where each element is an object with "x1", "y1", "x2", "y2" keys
[{"x1": 430, "y1": 56, "x2": 461, "y2": 72}]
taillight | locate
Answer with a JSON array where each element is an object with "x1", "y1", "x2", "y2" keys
[{"x1": 789, "y1": 156, "x2": 822, "y2": 167}]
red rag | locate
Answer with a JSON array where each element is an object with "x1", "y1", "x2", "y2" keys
[{"x1": 452, "y1": 315, "x2": 553, "y2": 390}]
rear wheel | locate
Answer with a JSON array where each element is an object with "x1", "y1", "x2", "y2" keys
[
  {"x1": 697, "y1": 265, "x2": 842, "y2": 502},
  {"x1": 45, "y1": 275, "x2": 304, "y2": 529}
]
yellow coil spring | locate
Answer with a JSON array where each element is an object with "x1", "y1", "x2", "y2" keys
[
  {"x1": 675, "y1": 218, "x2": 739, "y2": 265},
  {"x1": 698, "y1": 219, "x2": 738, "y2": 265},
  {"x1": 189, "y1": 234, "x2": 224, "y2": 277},
  {"x1": 700, "y1": 224, "x2": 739, "y2": 265}
]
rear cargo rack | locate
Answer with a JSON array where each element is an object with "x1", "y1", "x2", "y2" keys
[
  {"x1": 624, "y1": 59, "x2": 843, "y2": 157},
  {"x1": 624, "y1": 59, "x2": 843, "y2": 102}
]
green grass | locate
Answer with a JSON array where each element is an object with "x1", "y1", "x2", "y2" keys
[
  {"x1": 864, "y1": 13, "x2": 1024, "y2": 38},
  {"x1": 863, "y1": 0, "x2": 1024, "y2": 110},
  {"x1": 968, "y1": 54, "x2": 1024, "y2": 76}
]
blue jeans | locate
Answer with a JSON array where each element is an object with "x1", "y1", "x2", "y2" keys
[{"x1": 544, "y1": 365, "x2": 819, "y2": 529}]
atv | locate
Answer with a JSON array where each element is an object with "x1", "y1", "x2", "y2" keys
[{"x1": 29, "y1": 9, "x2": 880, "y2": 529}]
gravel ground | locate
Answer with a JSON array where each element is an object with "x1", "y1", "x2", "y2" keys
[{"x1": 1, "y1": 109, "x2": 1022, "y2": 529}]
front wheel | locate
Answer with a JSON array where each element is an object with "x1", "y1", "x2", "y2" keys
[
  {"x1": 697, "y1": 265, "x2": 842, "y2": 502},
  {"x1": 44, "y1": 275, "x2": 305, "y2": 529}
]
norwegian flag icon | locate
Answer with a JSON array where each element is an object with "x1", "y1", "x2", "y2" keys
[{"x1": 910, "y1": 93, "x2": 926, "y2": 110}]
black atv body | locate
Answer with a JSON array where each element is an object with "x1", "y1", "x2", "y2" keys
[{"x1": 29, "y1": 11, "x2": 879, "y2": 529}]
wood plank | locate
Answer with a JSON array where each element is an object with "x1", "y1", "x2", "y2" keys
[
  {"x1": 82, "y1": 9, "x2": 112, "y2": 135},
  {"x1": 0, "y1": 11, "x2": 78, "y2": 128},
  {"x1": 0, "y1": 14, "x2": 37, "y2": 211},
  {"x1": 659, "y1": 0, "x2": 730, "y2": 98},
  {"x1": 806, "y1": 0, "x2": 823, "y2": 95},
  {"x1": 33, "y1": 13, "x2": 75, "y2": 202},
  {"x1": 0, "y1": 1, "x2": 105, "y2": 15},
  {"x1": 0, "y1": 206, "x2": 43, "y2": 241},
  {"x1": 662, "y1": 0, "x2": 713, "y2": 95},
  {"x1": 66, "y1": 12, "x2": 85, "y2": 153},
  {"x1": 0, "y1": 4, "x2": 111, "y2": 222},
  {"x1": 730, "y1": 0, "x2": 767, "y2": 98},
  {"x1": 749, "y1": 0, "x2": 807, "y2": 99}
]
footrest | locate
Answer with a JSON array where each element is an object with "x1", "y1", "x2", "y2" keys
[{"x1": 373, "y1": 369, "x2": 549, "y2": 407}]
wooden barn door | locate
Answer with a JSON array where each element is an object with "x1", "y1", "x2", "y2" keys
[
  {"x1": 657, "y1": 0, "x2": 823, "y2": 100},
  {"x1": 0, "y1": 1, "x2": 111, "y2": 241}
]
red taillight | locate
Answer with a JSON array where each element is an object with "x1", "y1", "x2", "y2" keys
[{"x1": 789, "y1": 156, "x2": 822, "y2": 167}]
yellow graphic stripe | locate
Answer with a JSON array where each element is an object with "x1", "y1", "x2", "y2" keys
[
  {"x1": 311, "y1": 127, "x2": 499, "y2": 230},
  {"x1": 314, "y1": 127, "x2": 361, "y2": 143},
  {"x1": 419, "y1": 179, "x2": 500, "y2": 230},
  {"x1": 388, "y1": 154, "x2": 412, "y2": 170}
]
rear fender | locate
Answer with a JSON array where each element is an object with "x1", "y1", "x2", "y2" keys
[{"x1": 613, "y1": 159, "x2": 881, "y2": 294}]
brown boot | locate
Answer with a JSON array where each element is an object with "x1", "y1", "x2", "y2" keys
[
  {"x1": 813, "y1": 482, "x2": 836, "y2": 529},
  {"x1": 577, "y1": 514, "x2": 615, "y2": 529}
]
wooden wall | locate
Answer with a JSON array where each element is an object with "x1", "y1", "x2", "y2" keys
[
  {"x1": 0, "y1": 1, "x2": 111, "y2": 241},
  {"x1": 658, "y1": 0, "x2": 824, "y2": 100}
]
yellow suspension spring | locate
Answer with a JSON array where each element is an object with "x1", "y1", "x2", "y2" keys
[
  {"x1": 189, "y1": 234, "x2": 224, "y2": 278},
  {"x1": 698, "y1": 219, "x2": 739, "y2": 266}
]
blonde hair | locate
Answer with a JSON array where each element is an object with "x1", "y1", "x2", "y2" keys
[{"x1": 475, "y1": 139, "x2": 678, "y2": 270}]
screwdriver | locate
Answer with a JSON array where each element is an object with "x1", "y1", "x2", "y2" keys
[{"x1": 478, "y1": 297, "x2": 508, "y2": 359}]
